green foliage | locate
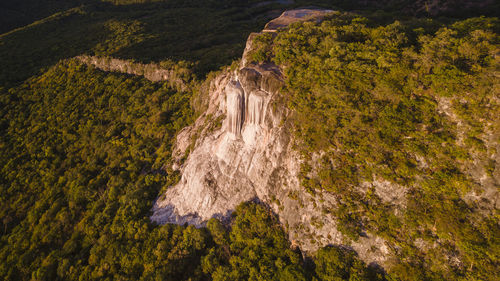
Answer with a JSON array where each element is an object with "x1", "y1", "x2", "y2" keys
[
  {"x1": 0, "y1": 60, "x2": 200, "y2": 280},
  {"x1": 200, "y1": 202, "x2": 377, "y2": 281},
  {"x1": 314, "y1": 246, "x2": 379, "y2": 281},
  {"x1": 208, "y1": 202, "x2": 307, "y2": 281},
  {"x1": 0, "y1": 61, "x2": 374, "y2": 281},
  {"x1": 264, "y1": 13, "x2": 499, "y2": 280},
  {"x1": 249, "y1": 32, "x2": 276, "y2": 63},
  {"x1": 1, "y1": 0, "x2": 499, "y2": 280},
  {"x1": 0, "y1": 0, "x2": 93, "y2": 34}
]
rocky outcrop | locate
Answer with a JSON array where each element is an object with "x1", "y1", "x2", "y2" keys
[
  {"x1": 263, "y1": 9, "x2": 334, "y2": 32},
  {"x1": 151, "y1": 8, "x2": 392, "y2": 266},
  {"x1": 151, "y1": 62, "x2": 288, "y2": 227},
  {"x1": 76, "y1": 55, "x2": 189, "y2": 91}
]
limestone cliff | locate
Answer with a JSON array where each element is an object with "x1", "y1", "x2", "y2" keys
[{"x1": 151, "y1": 9, "x2": 391, "y2": 266}]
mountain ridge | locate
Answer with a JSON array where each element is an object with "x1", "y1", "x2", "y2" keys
[{"x1": 151, "y1": 8, "x2": 499, "y2": 277}]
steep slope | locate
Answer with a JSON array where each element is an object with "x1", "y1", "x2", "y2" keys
[
  {"x1": 152, "y1": 9, "x2": 500, "y2": 279},
  {"x1": 151, "y1": 9, "x2": 391, "y2": 265}
]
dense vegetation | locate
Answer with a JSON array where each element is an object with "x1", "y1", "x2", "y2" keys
[
  {"x1": 0, "y1": 61, "x2": 377, "y2": 280},
  {"x1": 1, "y1": 0, "x2": 498, "y2": 280},
  {"x1": 0, "y1": 61, "x2": 193, "y2": 279},
  {"x1": 0, "y1": 0, "x2": 279, "y2": 34},
  {"x1": 251, "y1": 12, "x2": 499, "y2": 280},
  {"x1": 0, "y1": 2, "x2": 383, "y2": 279},
  {"x1": 0, "y1": 0, "x2": 91, "y2": 34}
]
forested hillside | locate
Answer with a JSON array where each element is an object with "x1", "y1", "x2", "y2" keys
[
  {"x1": 0, "y1": 1, "x2": 377, "y2": 280},
  {"x1": 1, "y1": 61, "x2": 375, "y2": 280},
  {"x1": 0, "y1": 60, "x2": 194, "y2": 280},
  {"x1": 250, "y1": 13, "x2": 499, "y2": 280},
  {"x1": 0, "y1": 59, "x2": 377, "y2": 281},
  {"x1": 0, "y1": 0, "x2": 498, "y2": 280}
]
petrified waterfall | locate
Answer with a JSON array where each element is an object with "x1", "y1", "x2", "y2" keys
[
  {"x1": 246, "y1": 91, "x2": 266, "y2": 125},
  {"x1": 150, "y1": 65, "x2": 284, "y2": 227},
  {"x1": 225, "y1": 80, "x2": 245, "y2": 136},
  {"x1": 226, "y1": 77, "x2": 268, "y2": 138}
]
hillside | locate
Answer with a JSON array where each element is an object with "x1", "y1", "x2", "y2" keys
[
  {"x1": 0, "y1": 1, "x2": 499, "y2": 281},
  {"x1": 152, "y1": 10, "x2": 499, "y2": 280}
]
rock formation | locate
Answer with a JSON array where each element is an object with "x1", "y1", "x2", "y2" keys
[
  {"x1": 151, "y1": 8, "x2": 392, "y2": 266},
  {"x1": 262, "y1": 8, "x2": 334, "y2": 32},
  {"x1": 76, "y1": 55, "x2": 189, "y2": 91}
]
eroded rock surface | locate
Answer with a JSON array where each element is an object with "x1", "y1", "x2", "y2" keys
[
  {"x1": 151, "y1": 63, "x2": 289, "y2": 227},
  {"x1": 151, "y1": 9, "x2": 392, "y2": 266}
]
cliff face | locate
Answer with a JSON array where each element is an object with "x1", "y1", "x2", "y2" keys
[
  {"x1": 150, "y1": 63, "x2": 291, "y2": 226},
  {"x1": 150, "y1": 9, "x2": 392, "y2": 265}
]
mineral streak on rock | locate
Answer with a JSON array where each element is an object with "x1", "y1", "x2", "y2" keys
[
  {"x1": 225, "y1": 80, "x2": 245, "y2": 137},
  {"x1": 246, "y1": 90, "x2": 266, "y2": 125}
]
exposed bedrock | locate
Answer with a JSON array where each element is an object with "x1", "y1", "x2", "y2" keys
[
  {"x1": 151, "y1": 64, "x2": 286, "y2": 227},
  {"x1": 151, "y1": 64, "x2": 390, "y2": 266},
  {"x1": 76, "y1": 55, "x2": 188, "y2": 91},
  {"x1": 151, "y1": 8, "x2": 392, "y2": 266}
]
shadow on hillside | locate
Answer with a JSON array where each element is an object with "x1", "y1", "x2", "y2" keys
[{"x1": 0, "y1": 1, "x2": 282, "y2": 88}]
